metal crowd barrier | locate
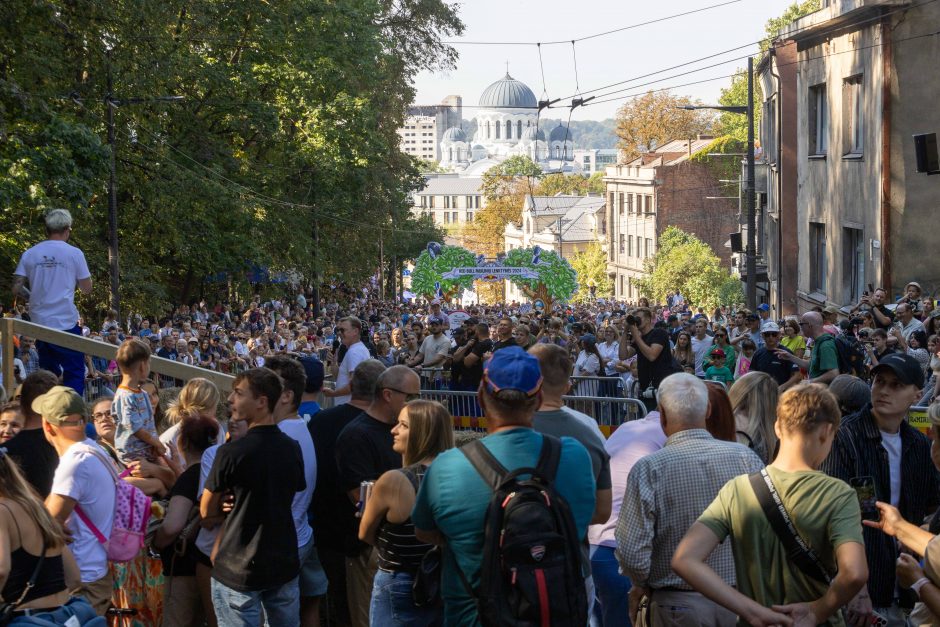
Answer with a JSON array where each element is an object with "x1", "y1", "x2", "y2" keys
[{"x1": 418, "y1": 388, "x2": 648, "y2": 438}]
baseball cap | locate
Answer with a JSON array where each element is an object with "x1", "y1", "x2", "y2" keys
[
  {"x1": 32, "y1": 385, "x2": 86, "y2": 426},
  {"x1": 299, "y1": 357, "x2": 325, "y2": 393},
  {"x1": 871, "y1": 353, "x2": 925, "y2": 389},
  {"x1": 829, "y1": 375, "x2": 871, "y2": 414},
  {"x1": 746, "y1": 313, "x2": 760, "y2": 321},
  {"x1": 580, "y1": 333, "x2": 597, "y2": 346},
  {"x1": 761, "y1": 322, "x2": 781, "y2": 334},
  {"x1": 711, "y1": 349, "x2": 726, "y2": 359},
  {"x1": 823, "y1": 305, "x2": 840, "y2": 316},
  {"x1": 905, "y1": 281, "x2": 922, "y2": 291},
  {"x1": 465, "y1": 317, "x2": 480, "y2": 326},
  {"x1": 427, "y1": 315, "x2": 445, "y2": 325},
  {"x1": 483, "y1": 346, "x2": 543, "y2": 397},
  {"x1": 757, "y1": 303, "x2": 770, "y2": 312}
]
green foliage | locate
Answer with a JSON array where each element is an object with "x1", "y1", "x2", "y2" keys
[
  {"x1": 410, "y1": 245, "x2": 478, "y2": 301},
  {"x1": 0, "y1": 0, "x2": 462, "y2": 315},
  {"x1": 761, "y1": 0, "x2": 821, "y2": 52},
  {"x1": 570, "y1": 242, "x2": 612, "y2": 303},
  {"x1": 503, "y1": 247, "x2": 578, "y2": 303},
  {"x1": 535, "y1": 172, "x2": 605, "y2": 196},
  {"x1": 633, "y1": 227, "x2": 739, "y2": 310}
]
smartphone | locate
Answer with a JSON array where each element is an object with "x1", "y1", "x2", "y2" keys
[
  {"x1": 871, "y1": 611, "x2": 888, "y2": 627},
  {"x1": 850, "y1": 476, "x2": 879, "y2": 521}
]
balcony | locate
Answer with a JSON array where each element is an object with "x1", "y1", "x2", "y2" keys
[{"x1": 779, "y1": 0, "x2": 909, "y2": 45}]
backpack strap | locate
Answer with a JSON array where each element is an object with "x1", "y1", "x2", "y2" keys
[
  {"x1": 533, "y1": 434, "x2": 561, "y2": 484},
  {"x1": 460, "y1": 440, "x2": 509, "y2": 491}
]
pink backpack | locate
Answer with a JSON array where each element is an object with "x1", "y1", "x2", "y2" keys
[{"x1": 74, "y1": 446, "x2": 152, "y2": 563}]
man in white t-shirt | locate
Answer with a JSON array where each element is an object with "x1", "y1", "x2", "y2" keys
[
  {"x1": 689, "y1": 318, "x2": 714, "y2": 377},
  {"x1": 323, "y1": 316, "x2": 370, "y2": 405},
  {"x1": 13, "y1": 209, "x2": 92, "y2": 395},
  {"x1": 266, "y1": 356, "x2": 326, "y2": 626},
  {"x1": 38, "y1": 386, "x2": 116, "y2": 616}
]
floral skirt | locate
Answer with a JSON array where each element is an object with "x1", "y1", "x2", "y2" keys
[{"x1": 109, "y1": 549, "x2": 165, "y2": 626}]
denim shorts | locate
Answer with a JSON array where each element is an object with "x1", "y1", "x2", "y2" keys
[
  {"x1": 299, "y1": 540, "x2": 329, "y2": 597},
  {"x1": 369, "y1": 568, "x2": 441, "y2": 627}
]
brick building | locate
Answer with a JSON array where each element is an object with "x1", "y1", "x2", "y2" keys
[{"x1": 603, "y1": 138, "x2": 740, "y2": 301}]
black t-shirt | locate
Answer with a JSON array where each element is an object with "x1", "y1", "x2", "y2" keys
[
  {"x1": 3, "y1": 429, "x2": 58, "y2": 498},
  {"x1": 870, "y1": 304, "x2": 895, "y2": 330},
  {"x1": 206, "y1": 425, "x2": 305, "y2": 592},
  {"x1": 749, "y1": 346, "x2": 799, "y2": 386},
  {"x1": 492, "y1": 338, "x2": 517, "y2": 352},
  {"x1": 334, "y1": 413, "x2": 402, "y2": 556},
  {"x1": 160, "y1": 463, "x2": 201, "y2": 577},
  {"x1": 460, "y1": 338, "x2": 494, "y2": 390},
  {"x1": 449, "y1": 344, "x2": 465, "y2": 386},
  {"x1": 636, "y1": 327, "x2": 681, "y2": 390},
  {"x1": 308, "y1": 403, "x2": 363, "y2": 553}
]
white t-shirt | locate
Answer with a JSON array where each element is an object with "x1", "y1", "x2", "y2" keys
[
  {"x1": 598, "y1": 341, "x2": 620, "y2": 376},
  {"x1": 278, "y1": 417, "x2": 317, "y2": 548},
  {"x1": 880, "y1": 430, "x2": 903, "y2": 507},
  {"x1": 159, "y1": 421, "x2": 226, "y2": 472},
  {"x1": 50, "y1": 440, "x2": 116, "y2": 582},
  {"x1": 335, "y1": 342, "x2": 370, "y2": 405},
  {"x1": 691, "y1": 335, "x2": 714, "y2": 377},
  {"x1": 14, "y1": 240, "x2": 90, "y2": 331}
]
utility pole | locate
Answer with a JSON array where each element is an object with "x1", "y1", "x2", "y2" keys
[{"x1": 745, "y1": 56, "x2": 757, "y2": 310}]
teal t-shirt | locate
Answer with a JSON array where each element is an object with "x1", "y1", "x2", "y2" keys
[
  {"x1": 810, "y1": 334, "x2": 840, "y2": 379},
  {"x1": 412, "y1": 428, "x2": 596, "y2": 627},
  {"x1": 704, "y1": 365, "x2": 735, "y2": 384}
]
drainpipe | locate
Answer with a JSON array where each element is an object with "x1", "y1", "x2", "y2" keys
[
  {"x1": 880, "y1": 18, "x2": 893, "y2": 294},
  {"x1": 770, "y1": 50, "x2": 783, "y2": 315}
]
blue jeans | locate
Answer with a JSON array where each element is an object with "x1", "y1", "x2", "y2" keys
[
  {"x1": 369, "y1": 568, "x2": 441, "y2": 627},
  {"x1": 211, "y1": 576, "x2": 300, "y2": 627},
  {"x1": 9, "y1": 596, "x2": 106, "y2": 626},
  {"x1": 590, "y1": 545, "x2": 632, "y2": 627},
  {"x1": 37, "y1": 324, "x2": 85, "y2": 395}
]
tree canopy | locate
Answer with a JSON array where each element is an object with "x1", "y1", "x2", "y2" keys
[
  {"x1": 0, "y1": 0, "x2": 458, "y2": 315},
  {"x1": 614, "y1": 91, "x2": 714, "y2": 163},
  {"x1": 570, "y1": 242, "x2": 612, "y2": 303},
  {"x1": 634, "y1": 227, "x2": 742, "y2": 310},
  {"x1": 503, "y1": 247, "x2": 578, "y2": 309}
]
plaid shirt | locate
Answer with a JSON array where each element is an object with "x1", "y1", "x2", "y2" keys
[
  {"x1": 821, "y1": 405, "x2": 940, "y2": 608},
  {"x1": 615, "y1": 428, "x2": 764, "y2": 589}
]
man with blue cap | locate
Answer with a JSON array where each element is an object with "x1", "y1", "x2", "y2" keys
[{"x1": 412, "y1": 346, "x2": 596, "y2": 626}]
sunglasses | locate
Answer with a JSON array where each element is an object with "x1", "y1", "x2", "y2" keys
[{"x1": 383, "y1": 387, "x2": 420, "y2": 401}]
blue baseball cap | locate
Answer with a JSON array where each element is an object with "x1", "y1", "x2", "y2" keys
[
  {"x1": 757, "y1": 303, "x2": 770, "y2": 312},
  {"x1": 483, "y1": 346, "x2": 543, "y2": 397},
  {"x1": 299, "y1": 357, "x2": 325, "y2": 393}
]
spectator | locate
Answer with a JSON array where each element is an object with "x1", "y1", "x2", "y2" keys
[
  {"x1": 374, "y1": 340, "x2": 395, "y2": 367},
  {"x1": 17, "y1": 336, "x2": 40, "y2": 378},
  {"x1": 863, "y1": 327, "x2": 897, "y2": 368},
  {"x1": 160, "y1": 378, "x2": 223, "y2": 471},
  {"x1": 12, "y1": 209, "x2": 93, "y2": 394},
  {"x1": 704, "y1": 383, "x2": 737, "y2": 442},
  {"x1": 491, "y1": 317, "x2": 517, "y2": 352},
  {"x1": 0, "y1": 443, "x2": 100, "y2": 622},
  {"x1": 828, "y1": 374, "x2": 872, "y2": 416},
  {"x1": 154, "y1": 415, "x2": 220, "y2": 627},
  {"x1": 40, "y1": 385, "x2": 116, "y2": 615},
  {"x1": 821, "y1": 353, "x2": 936, "y2": 624},
  {"x1": 690, "y1": 319, "x2": 714, "y2": 377},
  {"x1": 822, "y1": 305, "x2": 842, "y2": 336},
  {"x1": 728, "y1": 310, "x2": 749, "y2": 344},
  {"x1": 897, "y1": 281, "x2": 925, "y2": 315},
  {"x1": 616, "y1": 373, "x2": 763, "y2": 626},
  {"x1": 335, "y1": 365, "x2": 418, "y2": 627},
  {"x1": 780, "y1": 318, "x2": 807, "y2": 356},
  {"x1": 324, "y1": 317, "x2": 370, "y2": 405},
  {"x1": 749, "y1": 321, "x2": 802, "y2": 391},
  {"x1": 705, "y1": 327, "x2": 736, "y2": 373},
  {"x1": 897, "y1": 302, "x2": 926, "y2": 342},
  {"x1": 703, "y1": 350, "x2": 734, "y2": 385},
  {"x1": 0, "y1": 401, "x2": 24, "y2": 444},
  {"x1": 852, "y1": 287, "x2": 895, "y2": 330},
  {"x1": 573, "y1": 334, "x2": 602, "y2": 396},
  {"x1": 201, "y1": 368, "x2": 306, "y2": 626},
  {"x1": 2, "y1": 370, "x2": 59, "y2": 497},
  {"x1": 730, "y1": 313, "x2": 764, "y2": 350},
  {"x1": 894, "y1": 328, "x2": 930, "y2": 375},
  {"x1": 756, "y1": 302, "x2": 772, "y2": 325},
  {"x1": 112, "y1": 339, "x2": 166, "y2": 465},
  {"x1": 412, "y1": 346, "x2": 596, "y2": 625},
  {"x1": 779, "y1": 312, "x2": 839, "y2": 385},
  {"x1": 406, "y1": 316, "x2": 450, "y2": 380},
  {"x1": 922, "y1": 335, "x2": 940, "y2": 405},
  {"x1": 625, "y1": 307, "x2": 682, "y2": 412},
  {"x1": 298, "y1": 356, "x2": 325, "y2": 422},
  {"x1": 672, "y1": 384, "x2": 868, "y2": 627},
  {"x1": 395, "y1": 331, "x2": 420, "y2": 366},
  {"x1": 672, "y1": 331, "x2": 695, "y2": 374},
  {"x1": 728, "y1": 371, "x2": 779, "y2": 463},
  {"x1": 358, "y1": 400, "x2": 454, "y2": 627}
]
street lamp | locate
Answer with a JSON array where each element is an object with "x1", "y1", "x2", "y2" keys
[{"x1": 677, "y1": 56, "x2": 756, "y2": 310}]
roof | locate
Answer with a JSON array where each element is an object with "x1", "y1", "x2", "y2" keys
[
  {"x1": 417, "y1": 175, "x2": 483, "y2": 196},
  {"x1": 544, "y1": 196, "x2": 605, "y2": 242},
  {"x1": 479, "y1": 73, "x2": 538, "y2": 109},
  {"x1": 549, "y1": 123, "x2": 573, "y2": 143},
  {"x1": 523, "y1": 194, "x2": 586, "y2": 215},
  {"x1": 442, "y1": 127, "x2": 467, "y2": 142},
  {"x1": 624, "y1": 138, "x2": 715, "y2": 167}
]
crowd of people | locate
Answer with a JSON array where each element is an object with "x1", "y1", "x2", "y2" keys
[{"x1": 3, "y1": 208, "x2": 940, "y2": 627}]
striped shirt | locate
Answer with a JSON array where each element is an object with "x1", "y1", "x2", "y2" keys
[
  {"x1": 376, "y1": 465, "x2": 433, "y2": 573},
  {"x1": 615, "y1": 429, "x2": 764, "y2": 589},
  {"x1": 821, "y1": 405, "x2": 940, "y2": 608}
]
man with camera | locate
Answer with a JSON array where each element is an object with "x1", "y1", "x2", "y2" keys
[
  {"x1": 625, "y1": 308, "x2": 682, "y2": 411},
  {"x1": 851, "y1": 287, "x2": 895, "y2": 330}
]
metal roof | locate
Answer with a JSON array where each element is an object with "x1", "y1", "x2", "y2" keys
[{"x1": 416, "y1": 176, "x2": 484, "y2": 196}]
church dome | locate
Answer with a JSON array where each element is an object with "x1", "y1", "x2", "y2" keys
[
  {"x1": 479, "y1": 73, "x2": 538, "y2": 109},
  {"x1": 549, "y1": 123, "x2": 572, "y2": 142},
  {"x1": 442, "y1": 126, "x2": 467, "y2": 142},
  {"x1": 520, "y1": 126, "x2": 546, "y2": 142}
]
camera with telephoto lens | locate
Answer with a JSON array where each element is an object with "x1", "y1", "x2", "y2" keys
[
  {"x1": 626, "y1": 314, "x2": 639, "y2": 327},
  {"x1": 641, "y1": 384, "x2": 657, "y2": 400}
]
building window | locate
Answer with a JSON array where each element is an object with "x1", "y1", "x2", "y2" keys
[
  {"x1": 485, "y1": 121, "x2": 491, "y2": 139},
  {"x1": 645, "y1": 196, "x2": 653, "y2": 214},
  {"x1": 420, "y1": 196, "x2": 427, "y2": 208},
  {"x1": 843, "y1": 227, "x2": 865, "y2": 303},
  {"x1": 646, "y1": 238, "x2": 653, "y2": 257},
  {"x1": 466, "y1": 211, "x2": 474, "y2": 222},
  {"x1": 628, "y1": 235, "x2": 633, "y2": 257},
  {"x1": 619, "y1": 234, "x2": 625, "y2": 254},
  {"x1": 600, "y1": 216, "x2": 606, "y2": 235},
  {"x1": 452, "y1": 212, "x2": 458, "y2": 223},
  {"x1": 620, "y1": 275, "x2": 624, "y2": 297},
  {"x1": 444, "y1": 212, "x2": 450, "y2": 224},
  {"x1": 505, "y1": 120, "x2": 512, "y2": 139},
  {"x1": 619, "y1": 193, "x2": 625, "y2": 214},
  {"x1": 444, "y1": 196, "x2": 450, "y2": 209},
  {"x1": 809, "y1": 83, "x2": 828, "y2": 156},
  {"x1": 554, "y1": 146, "x2": 561, "y2": 158},
  {"x1": 517, "y1": 120, "x2": 522, "y2": 138},
  {"x1": 609, "y1": 192, "x2": 615, "y2": 214},
  {"x1": 495, "y1": 122, "x2": 501, "y2": 139},
  {"x1": 429, "y1": 196, "x2": 435, "y2": 209},
  {"x1": 626, "y1": 193, "x2": 633, "y2": 214},
  {"x1": 809, "y1": 222, "x2": 827, "y2": 294},
  {"x1": 843, "y1": 75, "x2": 863, "y2": 156}
]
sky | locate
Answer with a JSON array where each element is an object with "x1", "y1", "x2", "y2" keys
[{"x1": 414, "y1": 0, "x2": 803, "y2": 121}]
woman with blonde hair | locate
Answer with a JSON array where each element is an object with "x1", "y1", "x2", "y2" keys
[
  {"x1": 0, "y1": 449, "x2": 98, "y2": 623},
  {"x1": 728, "y1": 371, "x2": 779, "y2": 463},
  {"x1": 360, "y1": 400, "x2": 455, "y2": 626},
  {"x1": 159, "y1": 378, "x2": 224, "y2": 471}
]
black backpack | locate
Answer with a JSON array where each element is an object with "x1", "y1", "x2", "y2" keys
[
  {"x1": 455, "y1": 434, "x2": 588, "y2": 627},
  {"x1": 819, "y1": 333, "x2": 868, "y2": 379}
]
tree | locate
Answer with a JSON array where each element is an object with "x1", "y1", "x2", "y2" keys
[
  {"x1": 535, "y1": 172, "x2": 605, "y2": 196},
  {"x1": 614, "y1": 91, "x2": 714, "y2": 162},
  {"x1": 410, "y1": 244, "x2": 478, "y2": 302},
  {"x1": 570, "y1": 242, "x2": 612, "y2": 302},
  {"x1": 634, "y1": 227, "x2": 739, "y2": 310},
  {"x1": 503, "y1": 247, "x2": 578, "y2": 310}
]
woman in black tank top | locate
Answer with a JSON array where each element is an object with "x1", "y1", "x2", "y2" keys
[
  {"x1": 359, "y1": 400, "x2": 455, "y2": 627},
  {"x1": 0, "y1": 447, "x2": 98, "y2": 621}
]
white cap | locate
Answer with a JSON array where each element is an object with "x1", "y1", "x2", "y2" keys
[{"x1": 761, "y1": 321, "x2": 781, "y2": 333}]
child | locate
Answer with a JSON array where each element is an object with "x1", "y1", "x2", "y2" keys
[
  {"x1": 113, "y1": 338, "x2": 167, "y2": 463},
  {"x1": 704, "y1": 350, "x2": 735, "y2": 384},
  {"x1": 734, "y1": 338, "x2": 757, "y2": 380},
  {"x1": 0, "y1": 401, "x2": 24, "y2": 444}
]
